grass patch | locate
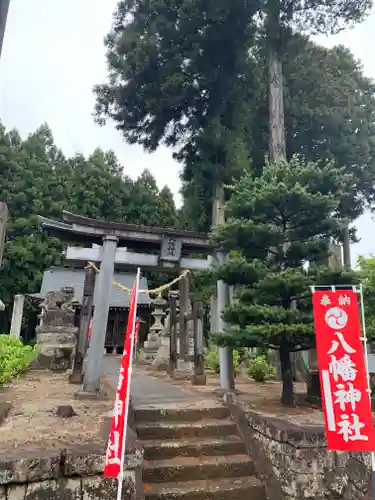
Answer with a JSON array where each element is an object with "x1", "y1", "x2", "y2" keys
[{"x1": 0, "y1": 335, "x2": 37, "y2": 385}]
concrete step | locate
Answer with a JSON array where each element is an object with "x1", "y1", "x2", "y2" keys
[
  {"x1": 137, "y1": 419, "x2": 238, "y2": 440},
  {"x1": 144, "y1": 476, "x2": 266, "y2": 500},
  {"x1": 143, "y1": 454, "x2": 255, "y2": 484},
  {"x1": 142, "y1": 435, "x2": 245, "y2": 460},
  {"x1": 134, "y1": 405, "x2": 230, "y2": 423}
]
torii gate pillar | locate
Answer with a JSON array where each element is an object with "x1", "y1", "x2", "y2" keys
[{"x1": 82, "y1": 235, "x2": 118, "y2": 395}]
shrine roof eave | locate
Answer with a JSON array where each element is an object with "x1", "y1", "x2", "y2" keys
[{"x1": 38, "y1": 212, "x2": 211, "y2": 249}]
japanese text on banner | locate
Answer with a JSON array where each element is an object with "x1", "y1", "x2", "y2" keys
[
  {"x1": 104, "y1": 282, "x2": 138, "y2": 478},
  {"x1": 312, "y1": 289, "x2": 375, "y2": 451}
]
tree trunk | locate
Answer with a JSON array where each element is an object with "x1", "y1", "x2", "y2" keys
[
  {"x1": 269, "y1": 48, "x2": 286, "y2": 163},
  {"x1": 342, "y1": 222, "x2": 351, "y2": 269},
  {"x1": 212, "y1": 181, "x2": 225, "y2": 227},
  {"x1": 279, "y1": 348, "x2": 295, "y2": 406}
]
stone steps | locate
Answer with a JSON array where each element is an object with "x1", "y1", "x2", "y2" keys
[
  {"x1": 143, "y1": 454, "x2": 255, "y2": 483},
  {"x1": 135, "y1": 406, "x2": 230, "y2": 423},
  {"x1": 137, "y1": 419, "x2": 238, "y2": 440},
  {"x1": 142, "y1": 435, "x2": 245, "y2": 460},
  {"x1": 134, "y1": 404, "x2": 266, "y2": 500},
  {"x1": 143, "y1": 477, "x2": 265, "y2": 500}
]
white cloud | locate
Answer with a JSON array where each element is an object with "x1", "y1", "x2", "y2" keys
[
  {"x1": 1, "y1": 0, "x2": 375, "y2": 264},
  {"x1": 0, "y1": 0, "x2": 182, "y2": 204}
]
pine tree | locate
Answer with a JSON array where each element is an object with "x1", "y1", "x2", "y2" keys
[{"x1": 213, "y1": 156, "x2": 357, "y2": 406}]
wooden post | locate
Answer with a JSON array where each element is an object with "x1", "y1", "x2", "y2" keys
[
  {"x1": 0, "y1": 202, "x2": 8, "y2": 267},
  {"x1": 191, "y1": 295, "x2": 206, "y2": 385},
  {"x1": 70, "y1": 265, "x2": 96, "y2": 384},
  {"x1": 168, "y1": 291, "x2": 178, "y2": 376}
]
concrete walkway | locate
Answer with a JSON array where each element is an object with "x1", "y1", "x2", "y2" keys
[{"x1": 102, "y1": 355, "x2": 194, "y2": 405}]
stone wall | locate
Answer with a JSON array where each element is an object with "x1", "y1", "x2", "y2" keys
[
  {"x1": 0, "y1": 441, "x2": 143, "y2": 500},
  {"x1": 226, "y1": 397, "x2": 372, "y2": 500}
]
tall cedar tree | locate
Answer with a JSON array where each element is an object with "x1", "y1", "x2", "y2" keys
[
  {"x1": 95, "y1": 1, "x2": 374, "y2": 234},
  {"x1": 213, "y1": 156, "x2": 357, "y2": 406},
  {"x1": 94, "y1": 0, "x2": 259, "y2": 225},
  {"x1": 180, "y1": 35, "x2": 375, "y2": 232},
  {"x1": 261, "y1": 0, "x2": 372, "y2": 263},
  {"x1": 261, "y1": 0, "x2": 372, "y2": 163}
]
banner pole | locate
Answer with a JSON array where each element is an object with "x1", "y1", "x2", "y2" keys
[
  {"x1": 116, "y1": 268, "x2": 141, "y2": 500},
  {"x1": 358, "y1": 284, "x2": 375, "y2": 498}
]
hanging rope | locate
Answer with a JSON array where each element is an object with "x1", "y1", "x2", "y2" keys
[{"x1": 85, "y1": 261, "x2": 189, "y2": 296}]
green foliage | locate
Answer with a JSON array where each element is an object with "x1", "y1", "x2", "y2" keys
[
  {"x1": 95, "y1": 1, "x2": 374, "y2": 232},
  {"x1": 95, "y1": 0, "x2": 258, "y2": 152},
  {"x1": 213, "y1": 156, "x2": 356, "y2": 352},
  {"x1": 0, "y1": 335, "x2": 37, "y2": 384},
  {"x1": 205, "y1": 346, "x2": 241, "y2": 375},
  {"x1": 357, "y1": 255, "x2": 375, "y2": 344},
  {"x1": 251, "y1": 35, "x2": 375, "y2": 220},
  {"x1": 212, "y1": 156, "x2": 358, "y2": 405},
  {"x1": 215, "y1": 156, "x2": 343, "y2": 260},
  {"x1": 247, "y1": 355, "x2": 276, "y2": 383},
  {"x1": 94, "y1": 0, "x2": 260, "y2": 232},
  {"x1": 190, "y1": 269, "x2": 216, "y2": 304},
  {"x1": 266, "y1": 0, "x2": 371, "y2": 36}
]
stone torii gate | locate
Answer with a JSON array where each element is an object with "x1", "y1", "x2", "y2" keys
[{"x1": 39, "y1": 211, "x2": 232, "y2": 396}]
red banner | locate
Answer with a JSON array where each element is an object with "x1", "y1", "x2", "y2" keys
[
  {"x1": 87, "y1": 319, "x2": 93, "y2": 341},
  {"x1": 104, "y1": 276, "x2": 139, "y2": 477},
  {"x1": 312, "y1": 289, "x2": 375, "y2": 451}
]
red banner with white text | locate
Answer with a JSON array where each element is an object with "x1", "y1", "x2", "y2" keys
[
  {"x1": 104, "y1": 278, "x2": 139, "y2": 477},
  {"x1": 88, "y1": 319, "x2": 93, "y2": 341},
  {"x1": 312, "y1": 289, "x2": 375, "y2": 451}
]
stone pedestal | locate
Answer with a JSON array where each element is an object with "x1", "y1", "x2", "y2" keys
[
  {"x1": 35, "y1": 288, "x2": 79, "y2": 372},
  {"x1": 291, "y1": 350, "x2": 309, "y2": 382},
  {"x1": 152, "y1": 336, "x2": 170, "y2": 371},
  {"x1": 306, "y1": 370, "x2": 322, "y2": 406},
  {"x1": 306, "y1": 349, "x2": 321, "y2": 405},
  {"x1": 36, "y1": 323, "x2": 78, "y2": 372},
  {"x1": 176, "y1": 336, "x2": 194, "y2": 372}
]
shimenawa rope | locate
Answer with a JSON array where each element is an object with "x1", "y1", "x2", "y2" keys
[{"x1": 86, "y1": 261, "x2": 189, "y2": 296}]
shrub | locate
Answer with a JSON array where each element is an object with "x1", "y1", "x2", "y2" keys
[
  {"x1": 205, "y1": 346, "x2": 241, "y2": 375},
  {"x1": 0, "y1": 335, "x2": 37, "y2": 385},
  {"x1": 247, "y1": 355, "x2": 276, "y2": 382}
]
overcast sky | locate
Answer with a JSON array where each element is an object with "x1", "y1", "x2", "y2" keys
[{"x1": 1, "y1": 0, "x2": 375, "y2": 265}]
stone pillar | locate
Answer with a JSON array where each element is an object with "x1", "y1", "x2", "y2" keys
[
  {"x1": 290, "y1": 298, "x2": 308, "y2": 383},
  {"x1": 217, "y1": 249, "x2": 234, "y2": 391},
  {"x1": 10, "y1": 294, "x2": 24, "y2": 339},
  {"x1": 83, "y1": 235, "x2": 118, "y2": 395},
  {"x1": 191, "y1": 295, "x2": 206, "y2": 385},
  {"x1": 208, "y1": 255, "x2": 218, "y2": 334},
  {"x1": 178, "y1": 273, "x2": 190, "y2": 370},
  {"x1": 306, "y1": 348, "x2": 322, "y2": 405}
]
